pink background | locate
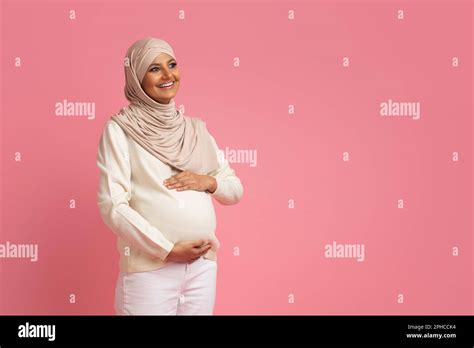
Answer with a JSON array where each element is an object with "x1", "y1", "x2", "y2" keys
[{"x1": 1, "y1": 0, "x2": 472, "y2": 315}]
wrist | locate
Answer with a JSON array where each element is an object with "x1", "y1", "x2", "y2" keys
[
  {"x1": 164, "y1": 244, "x2": 175, "y2": 261},
  {"x1": 206, "y1": 175, "x2": 217, "y2": 194}
]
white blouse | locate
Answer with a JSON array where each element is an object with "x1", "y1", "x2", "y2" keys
[{"x1": 96, "y1": 120, "x2": 243, "y2": 273}]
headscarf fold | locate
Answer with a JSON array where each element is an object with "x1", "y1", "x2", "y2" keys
[{"x1": 111, "y1": 37, "x2": 219, "y2": 175}]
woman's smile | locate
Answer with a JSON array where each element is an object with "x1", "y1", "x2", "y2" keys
[
  {"x1": 157, "y1": 81, "x2": 176, "y2": 89},
  {"x1": 141, "y1": 52, "x2": 181, "y2": 104}
]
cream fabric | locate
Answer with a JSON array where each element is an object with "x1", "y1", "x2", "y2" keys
[{"x1": 96, "y1": 120, "x2": 243, "y2": 273}]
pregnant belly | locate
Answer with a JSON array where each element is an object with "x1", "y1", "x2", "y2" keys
[{"x1": 131, "y1": 189, "x2": 217, "y2": 244}]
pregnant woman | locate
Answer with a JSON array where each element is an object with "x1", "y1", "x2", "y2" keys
[{"x1": 96, "y1": 37, "x2": 243, "y2": 315}]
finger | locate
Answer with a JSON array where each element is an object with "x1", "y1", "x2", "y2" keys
[
  {"x1": 192, "y1": 244, "x2": 210, "y2": 257},
  {"x1": 194, "y1": 246, "x2": 210, "y2": 257},
  {"x1": 193, "y1": 239, "x2": 206, "y2": 246},
  {"x1": 165, "y1": 178, "x2": 195, "y2": 190},
  {"x1": 175, "y1": 183, "x2": 195, "y2": 192},
  {"x1": 167, "y1": 170, "x2": 190, "y2": 182},
  {"x1": 163, "y1": 176, "x2": 181, "y2": 186},
  {"x1": 168, "y1": 179, "x2": 195, "y2": 190},
  {"x1": 196, "y1": 239, "x2": 210, "y2": 247},
  {"x1": 199, "y1": 243, "x2": 211, "y2": 251},
  {"x1": 163, "y1": 172, "x2": 184, "y2": 186},
  {"x1": 200, "y1": 245, "x2": 212, "y2": 254}
]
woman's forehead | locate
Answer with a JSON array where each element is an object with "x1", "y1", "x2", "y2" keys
[{"x1": 150, "y1": 52, "x2": 174, "y2": 65}]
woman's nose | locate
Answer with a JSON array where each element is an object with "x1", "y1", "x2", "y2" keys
[{"x1": 161, "y1": 69, "x2": 171, "y2": 79}]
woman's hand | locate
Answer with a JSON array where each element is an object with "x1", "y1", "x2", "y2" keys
[
  {"x1": 164, "y1": 239, "x2": 212, "y2": 264},
  {"x1": 164, "y1": 170, "x2": 217, "y2": 193}
]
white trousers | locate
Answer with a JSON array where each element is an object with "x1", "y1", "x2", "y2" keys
[{"x1": 114, "y1": 256, "x2": 218, "y2": 315}]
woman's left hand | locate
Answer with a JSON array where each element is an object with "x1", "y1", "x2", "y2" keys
[{"x1": 163, "y1": 170, "x2": 217, "y2": 193}]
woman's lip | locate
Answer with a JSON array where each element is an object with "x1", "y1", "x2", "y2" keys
[{"x1": 157, "y1": 81, "x2": 176, "y2": 89}]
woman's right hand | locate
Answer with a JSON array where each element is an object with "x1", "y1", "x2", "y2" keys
[{"x1": 164, "y1": 239, "x2": 212, "y2": 264}]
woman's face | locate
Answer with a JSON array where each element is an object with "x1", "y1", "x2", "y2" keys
[{"x1": 141, "y1": 53, "x2": 180, "y2": 104}]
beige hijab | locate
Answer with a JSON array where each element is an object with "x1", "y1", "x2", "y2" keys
[{"x1": 111, "y1": 37, "x2": 219, "y2": 175}]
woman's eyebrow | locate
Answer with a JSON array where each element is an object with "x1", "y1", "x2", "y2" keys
[{"x1": 149, "y1": 59, "x2": 176, "y2": 67}]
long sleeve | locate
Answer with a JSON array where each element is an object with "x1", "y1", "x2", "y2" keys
[
  {"x1": 206, "y1": 135, "x2": 244, "y2": 205},
  {"x1": 96, "y1": 121, "x2": 175, "y2": 261}
]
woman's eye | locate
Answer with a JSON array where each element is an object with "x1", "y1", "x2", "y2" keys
[{"x1": 150, "y1": 63, "x2": 177, "y2": 72}]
